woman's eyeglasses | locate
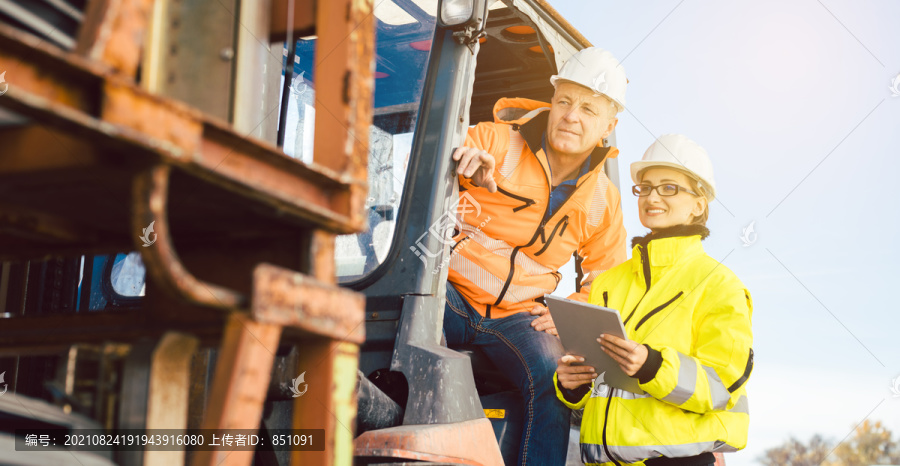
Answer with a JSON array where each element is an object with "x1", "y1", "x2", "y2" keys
[{"x1": 632, "y1": 184, "x2": 698, "y2": 197}]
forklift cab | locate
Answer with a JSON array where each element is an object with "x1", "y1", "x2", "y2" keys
[
  {"x1": 319, "y1": 0, "x2": 620, "y2": 463},
  {"x1": 0, "y1": 1, "x2": 613, "y2": 464}
]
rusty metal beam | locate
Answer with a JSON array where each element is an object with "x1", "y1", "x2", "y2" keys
[
  {"x1": 75, "y1": 0, "x2": 155, "y2": 77},
  {"x1": 191, "y1": 313, "x2": 281, "y2": 466},
  {"x1": 133, "y1": 165, "x2": 247, "y2": 310},
  {"x1": 312, "y1": 0, "x2": 373, "y2": 185},
  {"x1": 0, "y1": 125, "x2": 102, "y2": 173},
  {"x1": 251, "y1": 264, "x2": 365, "y2": 344},
  {"x1": 0, "y1": 22, "x2": 367, "y2": 234}
]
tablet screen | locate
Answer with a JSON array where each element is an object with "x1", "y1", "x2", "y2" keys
[{"x1": 545, "y1": 295, "x2": 644, "y2": 395}]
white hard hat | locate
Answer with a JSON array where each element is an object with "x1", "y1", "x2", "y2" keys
[
  {"x1": 631, "y1": 134, "x2": 717, "y2": 201},
  {"x1": 550, "y1": 47, "x2": 627, "y2": 112}
]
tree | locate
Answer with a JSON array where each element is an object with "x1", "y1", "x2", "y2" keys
[
  {"x1": 829, "y1": 420, "x2": 900, "y2": 466},
  {"x1": 760, "y1": 420, "x2": 900, "y2": 466},
  {"x1": 759, "y1": 435, "x2": 830, "y2": 466}
]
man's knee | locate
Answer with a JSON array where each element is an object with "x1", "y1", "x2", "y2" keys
[
  {"x1": 528, "y1": 335, "x2": 565, "y2": 382},
  {"x1": 534, "y1": 331, "x2": 566, "y2": 361}
]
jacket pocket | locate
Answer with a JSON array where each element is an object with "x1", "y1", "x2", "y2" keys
[{"x1": 634, "y1": 291, "x2": 684, "y2": 331}]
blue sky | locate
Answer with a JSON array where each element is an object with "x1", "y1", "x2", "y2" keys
[{"x1": 550, "y1": 1, "x2": 900, "y2": 464}]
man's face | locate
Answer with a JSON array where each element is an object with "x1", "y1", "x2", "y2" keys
[{"x1": 546, "y1": 82, "x2": 618, "y2": 158}]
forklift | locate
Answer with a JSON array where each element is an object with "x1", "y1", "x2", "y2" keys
[{"x1": 0, "y1": 0, "x2": 728, "y2": 464}]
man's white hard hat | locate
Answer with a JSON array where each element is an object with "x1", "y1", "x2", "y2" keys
[
  {"x1": 550, "y1": 47, "x2": 627, "y2": 112},
  {"x1": 631, "y1": 134, "x2": 717, "y2": 201}
]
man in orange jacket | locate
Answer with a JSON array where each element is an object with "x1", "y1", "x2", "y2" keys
[{"x1": 442, "y1": 47, "x2": 628, "y2": 465}]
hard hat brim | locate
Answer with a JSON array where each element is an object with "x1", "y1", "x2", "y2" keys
[{"x1": 550, "y1": 76, "x2": 625, "y2": 112}]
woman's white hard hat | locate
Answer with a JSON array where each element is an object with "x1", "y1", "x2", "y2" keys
[
  {"x1": 631, "y1": 134, "x2": 717, "y2": 201},
  {"x1": 550, "y1": 47, "x2": 627, "y2": 112}
]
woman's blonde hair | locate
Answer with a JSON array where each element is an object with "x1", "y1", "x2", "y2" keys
[{"x1": 685, "y1": 175, "x2": 710, "y2": 226}]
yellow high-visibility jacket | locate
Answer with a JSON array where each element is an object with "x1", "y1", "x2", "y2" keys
[{"x1": 554, "y1": 227, "x2": 754, "y2": 465}]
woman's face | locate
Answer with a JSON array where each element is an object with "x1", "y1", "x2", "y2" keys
[{"x1": 637, "y1": 168, "x2": 707, "y2": 230}]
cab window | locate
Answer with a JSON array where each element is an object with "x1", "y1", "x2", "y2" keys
[{"x1": 282, "y1": 0, "x2": 439, "y2": 281}]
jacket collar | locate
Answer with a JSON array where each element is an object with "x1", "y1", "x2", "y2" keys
[
  {"x1": 519, "y1": 110, "x2": 614, "y2": 175},
  {"x1": 631, "y1": 225, "x2": 709, "y2": 269}
]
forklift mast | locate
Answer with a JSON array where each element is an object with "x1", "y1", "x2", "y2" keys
[{"x1": 0, "y1": 0, "x2": 371, "y2": 464}]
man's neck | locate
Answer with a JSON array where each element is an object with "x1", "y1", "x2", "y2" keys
[{"x1": 545, "y1": 147, "x2": 591, "y2": 186}]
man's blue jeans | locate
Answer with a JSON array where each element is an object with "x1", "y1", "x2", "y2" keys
[{"x1": 443, "y1": 283, "x2": 568, "y2": 466}]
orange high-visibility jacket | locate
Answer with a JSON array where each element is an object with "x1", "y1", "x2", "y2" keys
[{"x1": 448, "y1": 98, "x2": 627, "y2": 319}]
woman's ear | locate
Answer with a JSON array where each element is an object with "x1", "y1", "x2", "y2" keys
[{"x1": 692, "y1": 195, "x2": 707, "y2": 218}]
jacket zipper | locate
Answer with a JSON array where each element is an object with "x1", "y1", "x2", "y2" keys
[
  {"x1": 534, "y1": 215, "x2": 569, "y2": 256},
  {"x1": 623, "y1": 244, "x2": 652, "y2": 326},
  {"x1": 493, "y1": 136, "x2": 593, "y2": 305},
  {"x1": 601, "y1": 387, "x2": 622, "y2": 465},
  {"x1": 603, "y1": 291, "x2": 608, "y2": 307},
  {"x1": 602, "y1": 250, "x2": 640, "y2": 466},
  {"x1": 496, "y1": 186, "x2": 536, "y2": 212},
  {"x1": 493, "y1": 148, "x2": 554, "y2": 305},
  {"x1": 634, "y1": 291, "x2": 684, "y2": 331},
  {"x1": 494, "y1": 224, "x2": 547, "y2": 305}
]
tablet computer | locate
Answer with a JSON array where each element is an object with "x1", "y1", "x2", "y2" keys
[{"x1": 545, "y1": 295, "x2": 645, "y2": 395}]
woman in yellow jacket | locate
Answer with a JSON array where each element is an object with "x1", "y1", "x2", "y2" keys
[{"x1": 554, "y1": 134, "x2": 753, "y2": 466}]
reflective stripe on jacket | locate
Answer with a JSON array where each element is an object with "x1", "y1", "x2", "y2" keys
[
  {"x1": 554, "y1": 232, "x2": 753, "y2": 465},
  {"x1": 448, "y1": 98, "x2": 627, "y2": 319}
]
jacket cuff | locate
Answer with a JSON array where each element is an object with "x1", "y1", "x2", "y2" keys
[
  {"x1": 635, "y1": 344, "x2": 663, "y2": 384},
  {"x1": 557, "y1": 373, "x2": 591, "y2": 403}
]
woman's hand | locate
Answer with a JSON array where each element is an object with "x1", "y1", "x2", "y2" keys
[
  {"x1": 556, "y1": 354, "x2": 597, "y2": 390},
  {"x1": 452, "y1": 147, "x2": 498, "y2": 193},
  {"x1": 598, "y1": 334, "x2": 648, "y2": 377},
  {"x1": 530, "y1": 304, "x2": 557, "y2": 336}
]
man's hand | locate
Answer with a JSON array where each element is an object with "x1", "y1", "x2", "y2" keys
[
  {"x1": 556, "y1": 354, "x2": 597, "y2": 390},
  {"x1": 598, "y1": 334, "x2": 648, "y2": 377},
  {"x1": 530, "y1": 304, "x2": 557, "y2": 336},
  {"x1": 452, "y1": 147, "x2": 498, "y2": 193}
]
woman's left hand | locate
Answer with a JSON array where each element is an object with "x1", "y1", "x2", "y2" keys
[{"x1": 598, "y1": 334, "x2": 647, "y2": 376}]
